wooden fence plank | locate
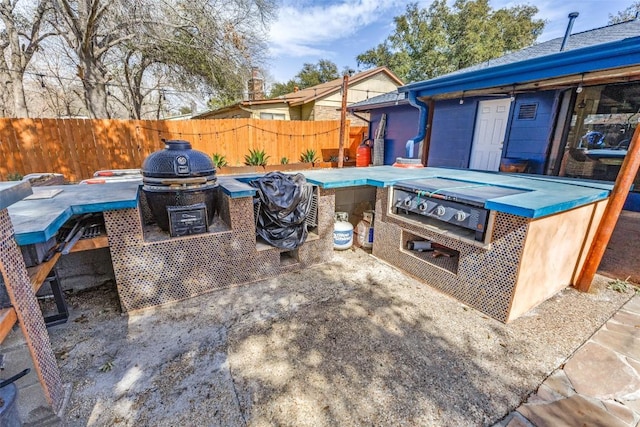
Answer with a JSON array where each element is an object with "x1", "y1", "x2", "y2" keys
[
  {"x1": 58, "y1": 119, "x2": 79, "y2": 182},
  {"x1": 0, "y1": 118, "x2": 366, "y2": 181},
  {"x1": 13, "y1": 119, "x2": 40, "y2": 174},
  {"x1": 0, "y1": 119, "x2": 22, "y2": 180},
  {"x1": 41, "y1": 119, "x2": 60, "y2": 175}
]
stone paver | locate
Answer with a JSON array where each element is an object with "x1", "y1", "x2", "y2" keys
[
  {"x1": 497, "y1": 295, "x2": 640, "y2": 426},
  {"x1": 628, "y1": 358, "x2": 640, "y2": 378},
  {"x1": 603, "y1": 400, "x2": 637, "y2": 425},
  {"x1": 517, "y1": 395, "x2": 628, "y2": 427},
  {"x1": 607, "y1": 321, "x2": 640, "y2": 339},
  {"x1": 592, "y1": 329, "x2": 640, "y2": 361},
  {"x1": 612, "y1": 310, "x2": 640, "y2": 325},
  {"x1": 564, "y1": 342, "x2": 640, "y2": 399},
  {"x1": 621, "y1": 399, "x2": 640, "y2": 414},
  {"x1": 624, "y1": 297, "x2": 640, "y2": 314},
  {"x1": 505, "y1": 412, "x2": 534, "y2": 427},
  {"x1": 543, "y1": 370, "x2": 575, "y2": 398}
]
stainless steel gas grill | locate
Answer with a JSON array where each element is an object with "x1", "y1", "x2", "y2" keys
[{"x1": 390, "y1": 177, "x2": 527, "y2": 243}]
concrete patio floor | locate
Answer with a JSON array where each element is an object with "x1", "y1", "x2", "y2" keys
[{"x1": 14, "y1": 248, "x2": 635, "y2": 426}]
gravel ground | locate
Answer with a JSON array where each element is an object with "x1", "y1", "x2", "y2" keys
[{"x1": 46, "y1": 249, "x2": 634, "y2": 426}]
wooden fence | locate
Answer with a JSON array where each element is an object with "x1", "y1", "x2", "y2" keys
[{"x1": 0, "y1": 118, "x2": 368, "y2": 182}]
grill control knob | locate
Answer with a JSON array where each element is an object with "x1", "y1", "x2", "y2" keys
[
  {"x1": 455, "y1": 210, "x2": 468, "y2": 222},
  {"x1": 435, "y1": 205, "x2": 447, "y2": 216},
  {"x1": 418, "y1": 202, "x2": 428, "y2": 211},
  {"x1": 404, "y1": 197, "x2": 413, "y2": 207}
]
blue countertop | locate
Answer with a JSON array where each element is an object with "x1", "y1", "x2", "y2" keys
[
  {"x1": 8, "y1": 182, "x2": 140, "y2": 245},
  {"x1": 0, "y1": 181, "x2": 32, "y2": 210},
  {"x1": 6, "y1": 167, "x2": 612, "y2": 244},
  {"x1": 300, "y1": 167, "x2": 611, "y2": 218}
]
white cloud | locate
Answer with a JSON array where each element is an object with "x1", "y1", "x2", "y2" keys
[{"x1": 269, "y1": 0, "x2": 405, "y2": 57}]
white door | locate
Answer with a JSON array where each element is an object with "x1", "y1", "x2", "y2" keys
[{"x1": 469, "y1": 99, "x2": 511, "y2": 171}]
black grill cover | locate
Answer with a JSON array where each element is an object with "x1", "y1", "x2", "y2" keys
[
  {"x1": 250, "y1": 172, "x2": 313, "y2": 250},
  {"x1": 142, "y1": 140, "x2": 215, "y2": 178}
]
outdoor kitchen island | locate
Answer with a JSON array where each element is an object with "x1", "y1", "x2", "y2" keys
[
  {"x1": 7, "y1": 166, "x2": 612, "y2": 323},
  {"x1": 301, "y1": 167, "x2": 612, "y2": 323},
  {"x1": 7, "y1": 178, "x2": 336, "y2": 313}
]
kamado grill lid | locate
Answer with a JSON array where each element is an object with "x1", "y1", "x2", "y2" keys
[{"x1": 142, "y1": 140, "x2": 215, "y2": 179}]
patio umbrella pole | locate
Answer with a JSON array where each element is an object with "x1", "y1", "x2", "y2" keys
[{"x1": 575, "y1": 122, "x2": 640, "y2": 292}]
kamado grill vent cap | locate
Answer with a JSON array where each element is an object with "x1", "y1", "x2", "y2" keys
[{"x1": 141, "y1": 140, "x2": 215, "y2": 179}]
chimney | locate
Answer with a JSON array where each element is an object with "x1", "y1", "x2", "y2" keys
[
  {"x1": 247, "y1": 67, "x2": 264, "y2": 101},
  {"x1": 561, "y1": 12, "x2": 579, "y2": 51}
]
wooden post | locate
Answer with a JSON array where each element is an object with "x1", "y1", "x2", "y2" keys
[
  {"x1": 575, "y1": 122, "x2": 640, "y2": 291},
  {"x1": 338, "y1": 75, "x2": 349, "y2": 168}
]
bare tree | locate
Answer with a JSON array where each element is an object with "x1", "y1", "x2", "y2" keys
[
  {"x1": 111, "y1": 0, "x2": 276, "y2": 118},
  {"x1": 609, "y1": 2, "x2": 640, "y2": 24},
  {"x1": 51, "y1": 0, "x2": 142, "y2": 118},
  {"x1": 38, "y1": 54, "x2": 85, "y2": 117},
  {"x1": 0, "y1": 0, "x2": 54, "y2": 117},
  {"x1": 6, "y1": 0, "x2": 274, "y2": 119}
]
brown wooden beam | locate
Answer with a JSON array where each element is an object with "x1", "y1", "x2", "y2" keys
[
  {"x1": 575, "y1": 121, "x2": 640, "y2": 292},
  {"x1": 338, "y1": 75, "x2": 349, "y2": 168}
]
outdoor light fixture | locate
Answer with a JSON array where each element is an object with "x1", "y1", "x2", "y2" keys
[
  {"x1": 459, "y1": 91, "x2": 465, "y2": 104},
  {"x1": 576, "y1": 74, "x2": 584, "y2": 93}
]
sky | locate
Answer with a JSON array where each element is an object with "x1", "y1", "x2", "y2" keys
[{"x1": 266, "y1": 0, "x2": 637, "y2": 85}]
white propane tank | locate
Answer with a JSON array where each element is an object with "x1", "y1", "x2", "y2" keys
[{"x1": 333, "y1": 212, "x2": 354, "y2": 250}]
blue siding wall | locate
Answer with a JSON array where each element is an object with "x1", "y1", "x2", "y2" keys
[
  {"x1": 427, "y1": 99, "x2": 479, "y2": 168},
  {"x1": 369, "y1": 104, "x2": 420, "y2": 164},
  {"x1": 504, "y1": 91, "x2": 558, "y2": 174},
  {"x1": 373, "y1": 92, "x2": 557, "y2": 173},
  {"x1": 624, "y1": 193, "x2": 640, "y2": 211}
]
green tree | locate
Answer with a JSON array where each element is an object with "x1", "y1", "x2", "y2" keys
[
  {"x1": 269, "y1": 59, "x2": 340, "y2": 98},
  {"x1": 296, "y1": 59, "x2": 339, "y2": 87},
  {"x1": 609, "y1": 2, "x2": 640, "y2": 23},
  {"x1": 269, "y1": 80, "x2": 298, "y2": 98},
  {"x1": 356, "y1": 0, "x2": 544, "y2": 82}
]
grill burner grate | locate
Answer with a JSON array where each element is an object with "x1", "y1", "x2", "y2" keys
[{"x1": 390, "y1": 178, "x2": 527, "y2": 243}]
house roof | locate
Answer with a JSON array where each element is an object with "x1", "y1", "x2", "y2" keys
[
  {"x1": 400, "y1": 18, "x2": 640, "y2": 98},
  {"x1": 347, "y1": 90, "x2": 408, "y2": 112},
  {"x1": 280, "y1": 66, "x2": 403, "y2": 107},
  {"x1": 193, "y1": 67, "x2": 403, "y2": 118},
  {"x1": 451, "y1": 19, "x2": 640, "y2": 75}
]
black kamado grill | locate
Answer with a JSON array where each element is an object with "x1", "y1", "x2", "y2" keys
[{"x1": 142, "y1": 140, "x2": 217, "y2": 236}]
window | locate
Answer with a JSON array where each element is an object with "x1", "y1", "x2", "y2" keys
[
  {"x1": 560, "y1": 82, "x2": 639, "y2": 189},
  {"x1": 260, "y1": 112, "x2": 286, "y2": 120}
]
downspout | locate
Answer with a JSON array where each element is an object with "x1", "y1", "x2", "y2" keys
[{"x1": 406, "y1": 91, "x2": 429, "y2": 158}]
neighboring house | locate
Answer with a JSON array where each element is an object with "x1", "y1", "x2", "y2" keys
[
  {"x1": 349, "y1": 17, "x2": 640, "y2": 210},
  {"x1": 193, "y1": 67, "x2": 403, "y2": 125}
]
